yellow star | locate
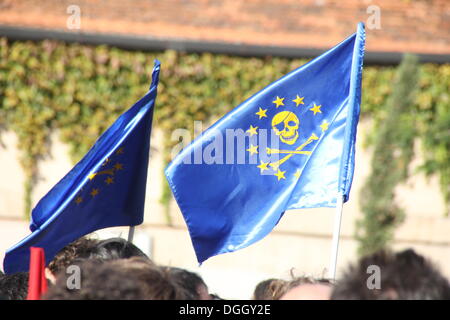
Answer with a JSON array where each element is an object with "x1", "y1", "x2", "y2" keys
[
  {"x1": 257, "y1": 161, "x2": 269, "y2": 173},
  {"x1": 105, "y1": 176, "x2": 114, "y2": 185},
  {"x1": 246, "y1": 144, "x2": 258, "y2": 156},
  {"x1": 320, "y1": 121, "x2": 329, "y2": 132},
  {"x1": 114, "y1": 163, "x2": 123, "y2": 170},
  {"x1": 75, "y1": 196, "x2": 83, "y2": 204},
  {"x1": 294, "y1": 169, "x2": 301, "y2": 179},
  {"x1": 116, "y1": 147, "x2": 124, "y2": 155},
  {"x1": 247, "y1": 125, "x2": 258, "y2": 136},
  {"x1": 255, "y1": 107, "x2": 268, "y2": 119},
  {"x1": 272, "y1": 96, "x2": 285, "y2": 108},
  {"x1": 310, "y1": 103, "x2": 322, "y2": 115},
  {"x1": 274, "y1": 169, "x2": 286, "y2": 181},
  {"x1": 293, "y1": 95, "x2": 305, "y2": 107},
  {"x1": 90, "y1": 188, "x2": 99, "y2": 197}
]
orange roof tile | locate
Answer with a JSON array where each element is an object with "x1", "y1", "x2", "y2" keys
[{"x1": 0, "y1": 0, "x2": 449, "y2": 54}]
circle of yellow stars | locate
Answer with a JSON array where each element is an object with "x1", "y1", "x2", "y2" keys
[{"x1": 246, "y1": 94, "x2": 330, "y2": 182}]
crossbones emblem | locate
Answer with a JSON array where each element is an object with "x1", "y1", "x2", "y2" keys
[{"x1": 267, "y1": 111, "x2": 319, "y2": 170}]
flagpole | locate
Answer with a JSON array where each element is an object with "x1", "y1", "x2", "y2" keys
[
  {"x1": 328, "y1": 193, "x2": 344, "y2": 281},
  {"x1": 328, "y1": 23, "x2": 364, "y2": 282},
  {"x1": 127, "y1": 226, "x2": 135, "y2": 243}
]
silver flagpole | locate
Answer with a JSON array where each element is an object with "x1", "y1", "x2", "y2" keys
[
  {"x1": 127, "y1": 226, "x2": 135, "y2": 243},
  {"x1": 328, "y1": 193, "x2": 344, "y2": 281}
]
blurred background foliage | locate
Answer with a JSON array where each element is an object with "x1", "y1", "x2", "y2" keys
[
  {"x1": 357, "y1": 54, "x2": 419, "y2": 256},
  {"x1": 0, "y1": 38, "x2": 449, "y2": 232}
]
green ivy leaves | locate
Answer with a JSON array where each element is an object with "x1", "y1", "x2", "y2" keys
[{"x1": 0, "y1": 38, "x2": 448, "y2": 222}]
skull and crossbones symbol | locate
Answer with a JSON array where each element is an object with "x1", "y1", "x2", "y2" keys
[{"x1": 267, "y1": 111, "x2": 318, "y2": 169}]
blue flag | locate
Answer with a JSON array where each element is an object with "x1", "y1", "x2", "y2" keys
[
  {"x1": 3, "y1": 60, "x2": 161, "y2": 274},
  {"x1": 166, "y1": 24, "x2": 365, "y2": 264}
]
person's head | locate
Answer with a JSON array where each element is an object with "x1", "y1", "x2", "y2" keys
[
  {"x1": 45, "y1": 257, "x2": 183, "y2": 300},
  {"x1": 279, "y1": 276, "x2": 332, "y2": 300},
  {"x1": 47, "y1": 237, "x2": 99, "y2": 276},
  {"x1": 87, "y1": 237, "x2": 149, "y2": 261},
  {"x1": 253, "y1": 278, "x2": 287, "y2": 300},
  {"x1": 114, "y1": 258, "x2": 186, "y2": 300},
  {"x1": 45, "y1": 259, "x2": 146, "y2": 300},
  {"x1": 46, "y1": 236, "x2": 150, "y2": 284},
  {"x1": 0, "y1": 272, "x2": 29, "y2": 300},
  {"x1": 331, "y1": 249, "x2": 450, "y2": 300},
  {"x1": 165, "y1": 267, "x2": 211, "y2": 300}
]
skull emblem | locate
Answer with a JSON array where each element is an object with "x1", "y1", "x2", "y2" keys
[{"x1": 271, "y1": 111, "x2": 300, "y2": 145}]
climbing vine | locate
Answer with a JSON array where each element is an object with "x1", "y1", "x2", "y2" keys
[{"x1": 0, "y1": 38, "x2": 449, "y2": 231}]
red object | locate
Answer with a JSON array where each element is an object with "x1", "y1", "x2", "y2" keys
[{"x1": 26, "y1": 247, "x2": 48, "y2": 300}]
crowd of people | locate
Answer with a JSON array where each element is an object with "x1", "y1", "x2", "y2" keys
[{"x1": 1, "y1": 236, "x2": 449, "y2": 300}]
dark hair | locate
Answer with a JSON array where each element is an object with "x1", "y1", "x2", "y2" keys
[
  {"x1": 87, "y1": 237, "x2": 149, "y2": 261},
  {"x1": 48, "y1": 237, "x2": 99, "y2": 275},
  {"x1": 49, "y1": 236, "x2": 150, "y2": 276},
  {"x1": 45, "y1": 259, "x2": 146, "y2": 300},
  {"x1": 115, "y1": 258, "x2": 186, "y2": 300},
  {"x1": 331, "y1": 249, "x2": 450, "y2": 300},
  {"x1": 0, "y1": 272, "x2": 29, "y2": 300},
  {"x1": 45, "y1": 258, "x2": 185, "y2": 300},
  {"x1": 164, "y1": 267, "x2": 208, "y2": 300}
]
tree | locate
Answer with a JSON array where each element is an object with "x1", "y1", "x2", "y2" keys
[{"x1": 356, "y1": 54, "x2": 420, "y2": 256}]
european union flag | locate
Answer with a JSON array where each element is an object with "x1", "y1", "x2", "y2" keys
[
  {"x1": 166, "y1": 24, "x2": 365, "y2": 263},
  {"x1": 3, "y1": 60, "x2": 161, "y2": 274}
]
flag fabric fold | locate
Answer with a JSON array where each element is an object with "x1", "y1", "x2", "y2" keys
[
  {"x1": 3, "y1": 60, "x2": 161, "y2": 274},
  {"x1": 165, "y1": 24, "x2": 365, "y2": 264}
]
